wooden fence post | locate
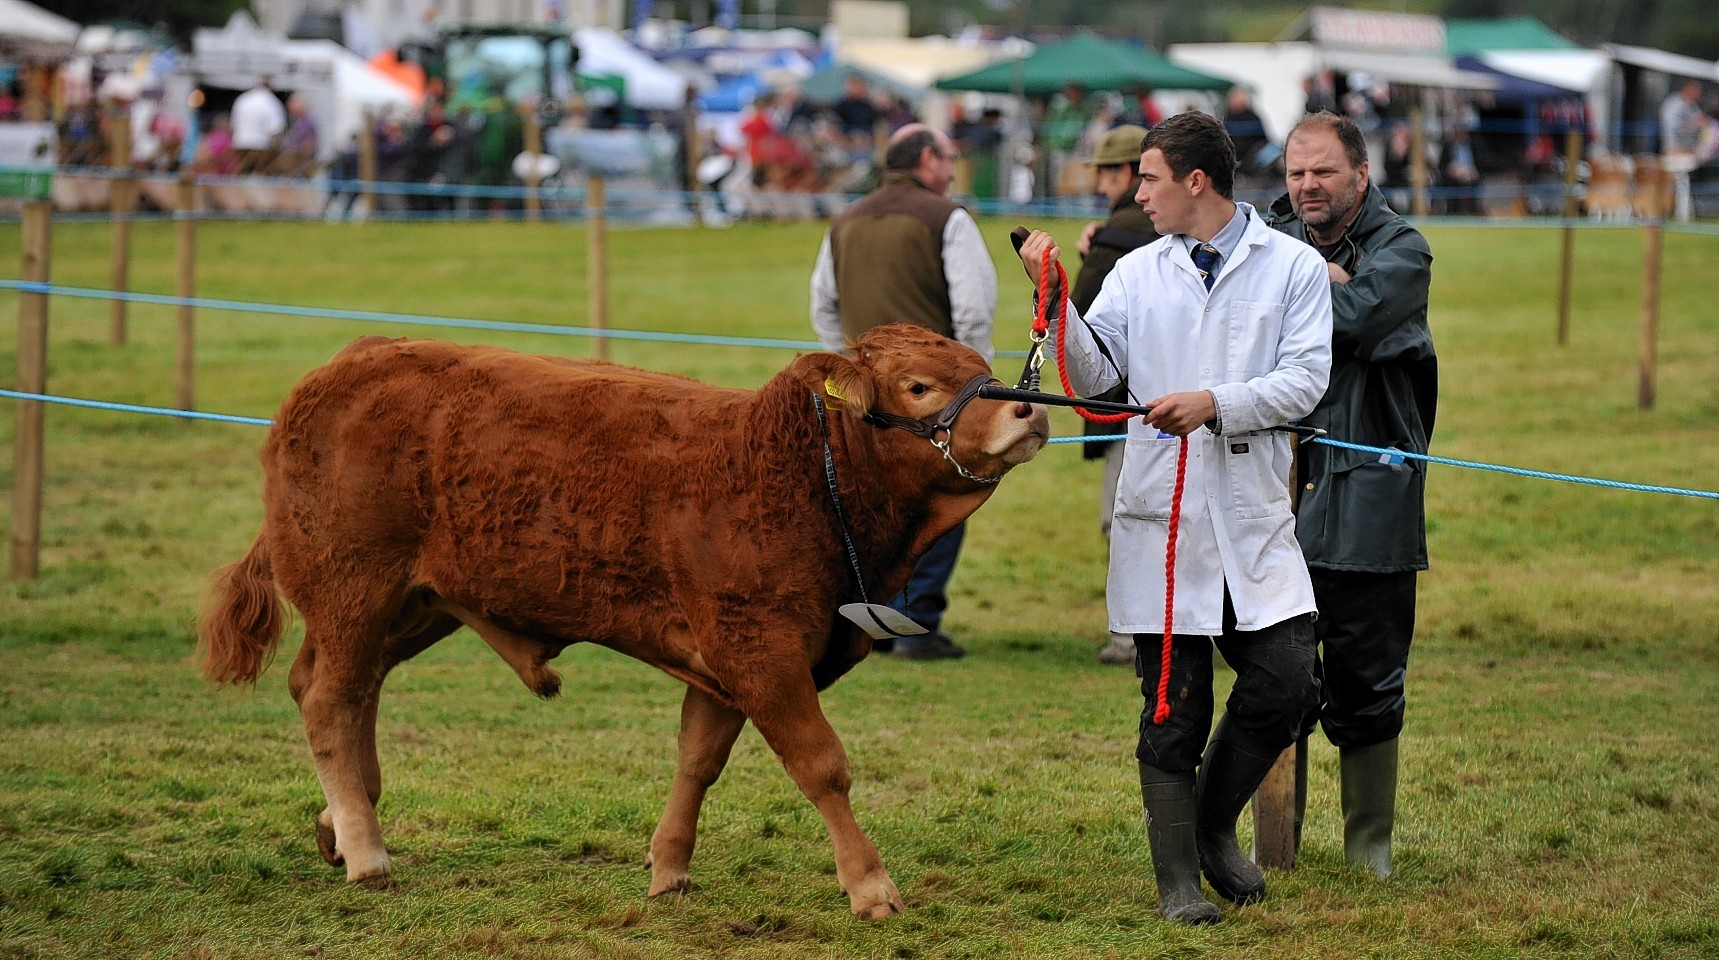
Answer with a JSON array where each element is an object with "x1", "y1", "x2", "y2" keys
[
  {"x1": 1255, "y1": 436, "x2": 1304, "y2": 869},
  {"x1": 358, "y1": 112, "x2": 376, "y2": 220},
  {"x1": 109, "y1": 107, "x2": 133, "y2": 346},
  {"x1": 586, "y1": 174, "x2": 609, "y2": 361},
  {"x1": 175, "y1": 171, "x2": 197, "y2": 411},
  {"x1": 1638, "y1": 221, "x2": 1662, "y2": 411},
  {"x1": 524, "y1": 111, "x2": 543, "y2": 221},
  {"x1": 1409, "y1": 104, "x2": 1429, "y2": 219},
  {"x1": 11, "y1": 201, "x2": 51, "y2": 580},
  {"x1": 1555, "y1": 128, "x2": 1580, "y2": 346},
  {"x1": 1254, "y1": 742, "x2": 1303, "y2": 869},
  {"x1": 685, "y1": 98, "x2": 703, "y2": 225}
]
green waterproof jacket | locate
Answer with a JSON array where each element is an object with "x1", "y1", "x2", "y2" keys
[{"x1": 1267, "y1": 184, "x2": 1438, "y2": 572}]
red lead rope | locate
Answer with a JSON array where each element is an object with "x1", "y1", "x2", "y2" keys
[{"x1": 1034, "y1": 247, "x2": 1185, "y2": 725}]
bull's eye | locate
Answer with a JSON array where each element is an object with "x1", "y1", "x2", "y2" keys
[{"x1": 909, "y1": 383, "x2": 930, "y2": 396}]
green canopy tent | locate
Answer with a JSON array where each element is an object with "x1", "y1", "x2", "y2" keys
[
  {"x1": 1445, "y1": 17, "x2": 1581, "y2": 58},
  {"x1": 799, "y1": 63, "x2": 921, "y2": 104},
  {"x1": 934, "y1": 33, "x2": 1233, "y2": 96}
]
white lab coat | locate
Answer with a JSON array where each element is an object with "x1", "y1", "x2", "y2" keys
[{"x1": 1054, "y1": 203, "x2": 1333, "y2": 635}]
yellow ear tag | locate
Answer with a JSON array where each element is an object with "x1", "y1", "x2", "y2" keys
[{"x1": 824, "y1": 377, "x2": 848, "y2": 405}]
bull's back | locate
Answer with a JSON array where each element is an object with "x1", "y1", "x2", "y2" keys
[{"x1": 264, "y1": 338, "x2": 754, "y2": 600}]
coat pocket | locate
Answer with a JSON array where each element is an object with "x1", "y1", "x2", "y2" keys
[
  {"x1": 1324, "y1": 457, "x2": 1426, "y2": 568},
  {"x1": 1114, "y1": 435, "x2": 1183, "y2": 522},
  {"x1": 1228, "y1": 300, "x2": 1286, "y2": 376},
  {"x1": 1225, "y1": 431, "x2": 1293, "y2": 520}
]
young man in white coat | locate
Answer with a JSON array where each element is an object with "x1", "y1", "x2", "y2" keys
[{"x1": 1017, "y1": 111, "x2": 1332, "y2": 924}]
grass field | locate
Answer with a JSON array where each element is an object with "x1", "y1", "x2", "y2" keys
[{"x1": 1, "y1": 215, "x2": 1716, "y2": 959}]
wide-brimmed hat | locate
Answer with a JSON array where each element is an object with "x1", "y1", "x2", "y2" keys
[{"x1": 1088, "y1": 124, "x2": 1148, "y2": 167}]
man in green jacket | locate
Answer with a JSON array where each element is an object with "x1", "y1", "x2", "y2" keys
[{"x1": 1267, "y1": 111, "x2": 1437, "y2": 878}]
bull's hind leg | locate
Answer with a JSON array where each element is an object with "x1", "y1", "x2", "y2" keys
[
  {"x1": 741, "y1": 676, "x2": 903, "y2": 919},
  {"x1": 288, "y1": 590, "x2": 460, "y2": 880},
  {"x1": 647, "y1": 686, "x2": 747, "y2": 897},
  {"x1": 289, "y1": 614, "x2": 395, "y2": 885}
]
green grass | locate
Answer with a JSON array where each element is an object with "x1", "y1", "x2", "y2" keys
[{"x1": 1, "y1": 216, "x2": 1716, "y2": 959}]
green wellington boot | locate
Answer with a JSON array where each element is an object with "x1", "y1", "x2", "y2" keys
[
  {"x1": 1139, "y1": 764, "x2": 1222, "y2": 925},
  {"x1": 1341, "y1": 738, "x2": 1399, "y2": 877},
  {"x1": 1195, "y1": 718, "x2": 1278, "y2": 904}
]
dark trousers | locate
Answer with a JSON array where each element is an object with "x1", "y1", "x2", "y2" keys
[
  {"x1": 1304, "y1": 569, "x2": 1418, "y2": 749},
  {"x1": 888, "y1": 522, "x2": 964, "y2": 634},
  {"x1": 1135, "y1": 594, "x2": 1318, "y2": 773}
]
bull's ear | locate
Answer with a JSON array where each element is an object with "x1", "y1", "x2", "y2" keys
[{"x1": 821, "y1": 356, "x2": 876, "y2": 417}]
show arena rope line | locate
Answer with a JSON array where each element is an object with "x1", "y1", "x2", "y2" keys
[{"x1": 1032, "y1": 246, "x2": 1182, "y2": 724}]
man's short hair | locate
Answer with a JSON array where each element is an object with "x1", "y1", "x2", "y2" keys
[
  {"x1": 1140, "y1": 111, "x2": 1236, "y2": 199},
  {"x1": 1288, "y1": 111, "x2": 1368, "y2": 170},
  {"x1": 886, "y1": 129, "x2": 939, "y2": 172}
]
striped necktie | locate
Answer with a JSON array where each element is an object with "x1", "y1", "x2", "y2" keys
[{"x1": 1191, "y1": 243, "x2": 1220, "y2": 290}]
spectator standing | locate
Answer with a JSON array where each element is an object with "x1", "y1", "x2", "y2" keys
[
  {"x1": 1043, "y1": 81, "x2": 1094, "y2": 195},
  {"x1": 1660, "y1": 79, "x2": 1704, "y2": 155},
  {"x1": 809, "y1": 124, "x2": 998, "y2": 660},
  {"x1": 1067, "y1": 124, "x2": 1160, "y2": 666},
  {"x1": 1015, "y1": 111, "x2": 1331, "y2": 923},
  {"x1": 1660, "y1": 80, "x2": 1704, "y2": 220},
  {"x1": 1439, "y1": 125, "x2": 1480, "y2": 215},
  {"x1": 1303, "y1": 72, "x2": 1338, "y2": 115},
  {"x1": 230, "y1": 76, "x2": 286, "y2": 174},
  {"x1": 1118, "y1": 84, "x2": 1163, "y2": 129},
  {"x1": 832, "y1": 73, "x2": 879, "y2": 138},
  {"x1": 1222, "y1": 86, "x2": 1271, "y2": 176},
  {"x1": 271, "y1": 92, "x2": 319, "y2": 176},
  {"x1": 1266, "y1": 111, "x2": 1436, "y2": 880}
]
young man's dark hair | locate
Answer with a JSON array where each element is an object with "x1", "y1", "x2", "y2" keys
[
  {"x1": 1288, "y1": 110, "x2": 1368, "y2": 170},
  {"x1": 885, "y1": 128, "x2": 940, "y2": 172},
  {"x1": 1139, "y1": 111, "x2": 1237, "y2": 199}
]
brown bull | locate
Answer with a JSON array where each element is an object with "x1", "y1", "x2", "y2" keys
[{"x1": 199, "y1": 324, "x2": 1049, "y2": 918}]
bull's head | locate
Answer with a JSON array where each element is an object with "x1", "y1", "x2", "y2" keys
[{"x1": 817, "y1": 324, "x2": 1050, "y2": 485}]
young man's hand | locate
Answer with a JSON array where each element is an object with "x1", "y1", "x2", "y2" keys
[
  {"x1": 1144, "y1": 390, "x2": 1217, "y2": 437},
  {"x1": 1018, "y1": 230, "x2": 1062, "y2": 286}
]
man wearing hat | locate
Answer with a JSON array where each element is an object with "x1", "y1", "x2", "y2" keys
[{"x1": 1073, "y1": 124, "x2": 1160, "y2": 665}]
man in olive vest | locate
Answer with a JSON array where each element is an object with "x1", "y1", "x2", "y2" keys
[{"x1": 810, "y1": 123, "x2": 998, "y2": 660}]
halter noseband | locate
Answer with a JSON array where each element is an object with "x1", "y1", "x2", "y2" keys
[
  {"x1": 857, "y1": 373, "x2": 1007, "y2": 485},
  {"x1": 861, "y1": 373, "x2": 1000, "y2": 440}
]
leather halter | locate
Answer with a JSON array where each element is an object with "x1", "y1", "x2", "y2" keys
[
  {"x1": 861, "y1": 373, "x2": 1000, "y2": 441},
  {"x1": 857, "y1": 373, "x2": 1007, "y2": 485}
]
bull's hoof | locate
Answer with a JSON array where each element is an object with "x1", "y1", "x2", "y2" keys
[
  {"x1": 345, "y1": 853, "x2": 392, "y2": 886},
  {"x1": 647, "y1": 870, "x2": 692, "y2": 898},
  {"x1": 316, "y1": 816, "x2": 343, "y2": 866},
  {"x1": 530, "y1": 668, "x2": 561, "y2": 699},
  {"x1": 855, "y1": 899, "x2": 903, "y2": 920},
  {"x1": 847, "y1": 877, "x2": 904, "y2": 919}
]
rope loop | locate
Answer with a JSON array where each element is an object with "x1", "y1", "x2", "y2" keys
[{"x1": 1035, "y1": 246, "x2": 1132, "y2": 424}]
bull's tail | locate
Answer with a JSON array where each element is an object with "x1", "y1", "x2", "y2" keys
[{"x1": 198, "y1": 533, "x2": 287, "y2": 686}]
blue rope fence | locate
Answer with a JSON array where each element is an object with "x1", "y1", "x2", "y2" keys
[
  {"x1": 4, "y1": 389, "x2": 1715, "y2": 501},
  {"x1": 0, "y1": 279, "x2": 1035, "y2": 358},
  {"x1": 1056, "y1": 433, "x2": 1717, "y2": 501}
]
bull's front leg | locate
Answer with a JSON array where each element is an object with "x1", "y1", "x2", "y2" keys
[
  {"x1": 744, "y1": 680, "x2": 903, "y2": 919},
  {"x1": 647, "y1": 686, "x2": 746, "y2": 897}
]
